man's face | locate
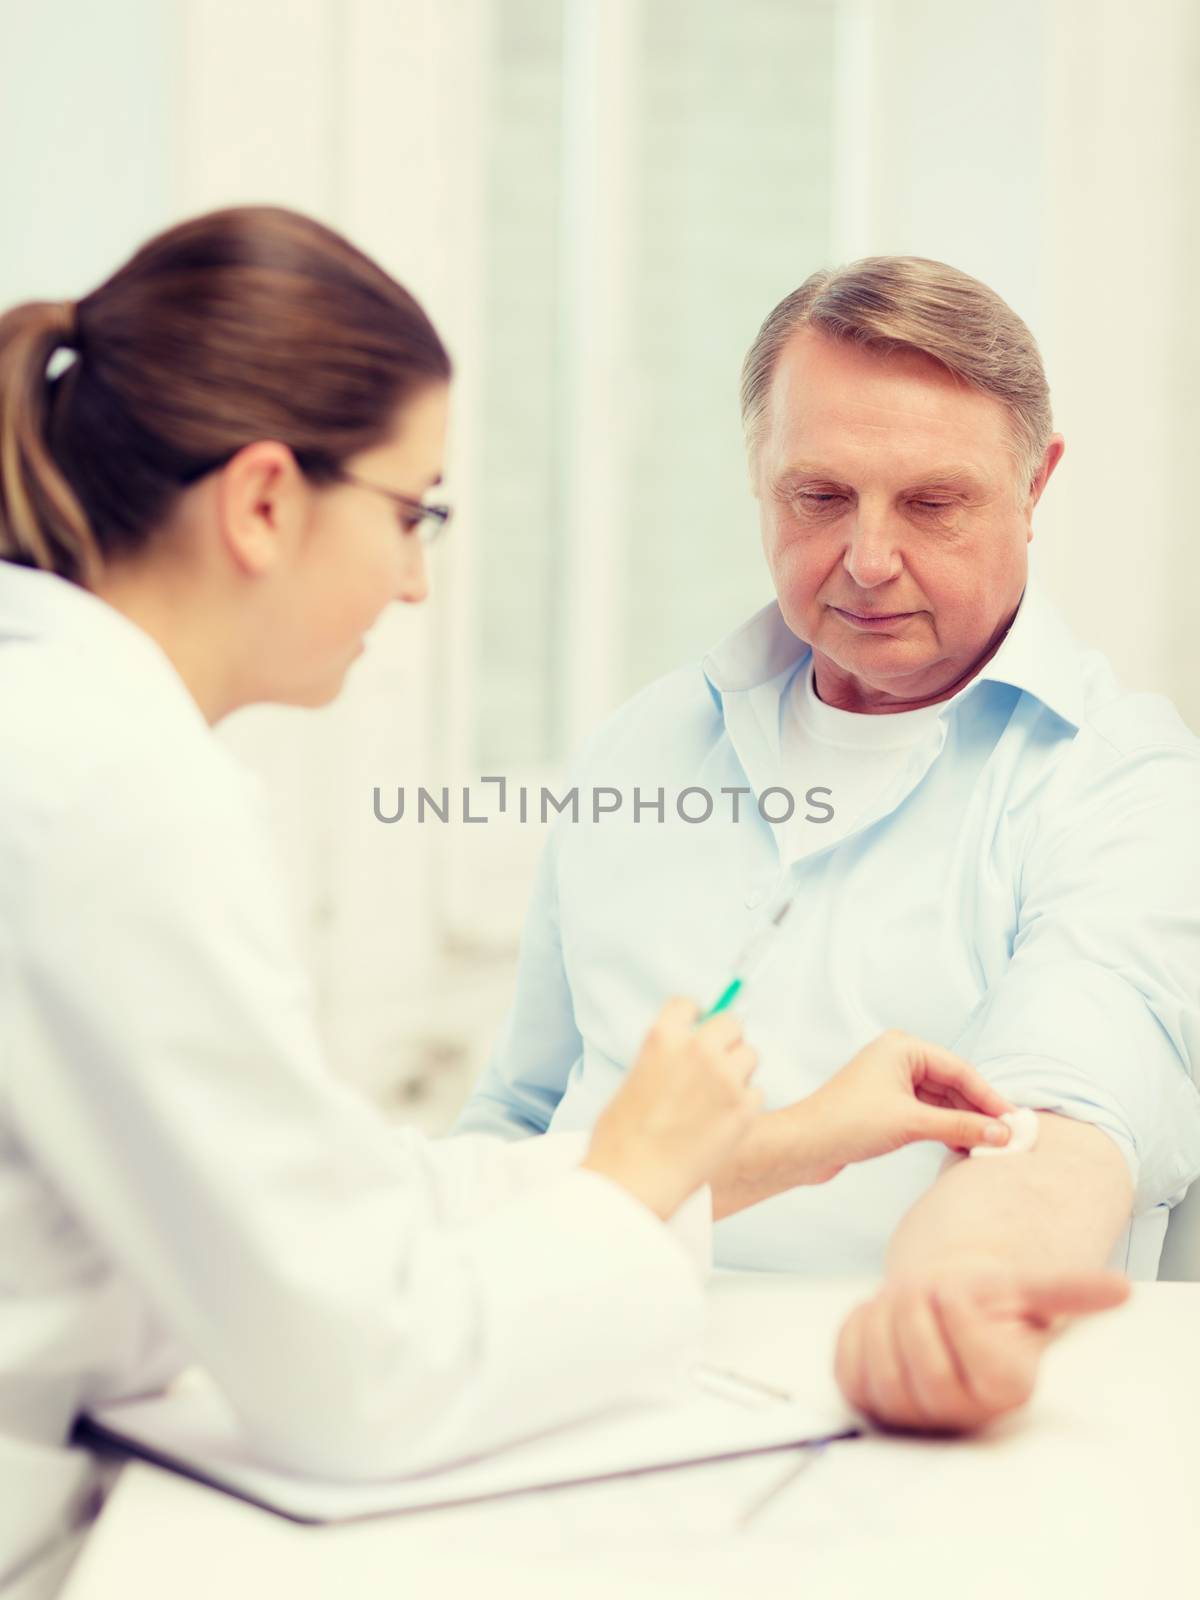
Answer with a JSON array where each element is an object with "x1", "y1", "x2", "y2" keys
[{"x1": 753, "y1": 328, "x2": 1061, "y2": 711}]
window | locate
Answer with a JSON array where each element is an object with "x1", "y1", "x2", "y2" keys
[{"x1": 473, "y1": 0, "x2": 837, "y2": 771}]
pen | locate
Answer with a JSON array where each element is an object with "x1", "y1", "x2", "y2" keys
[
  {"x1": 736, "y1": 1442, "x2": 829, "y2": 1531},
  {"x1": 691, "y1": 1362, "x2": 797, "y2": 1407}
]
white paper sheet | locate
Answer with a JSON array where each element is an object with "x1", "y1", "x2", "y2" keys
[{"x1": 82, "y1": 1377, "x2": 855, "y2": 1525}]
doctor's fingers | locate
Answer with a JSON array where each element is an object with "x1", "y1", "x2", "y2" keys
[
  {"x1": 692, "y1": 1010, "x2": 746, "y2": 1053},
  {"x1": 652, "y1": 995, "x2": 702, "y2": 1040},
  {"x1": 909, "y1": 1104, "x2": 1012, "y2": 1153},
  {"x1": 686, "y1": 1041, "x2": 761, "y2": 1114},
  {"x1": 906, "y1": 1043, "x2": 1015, "y2": 1119},
  {"x1": 691, "y1": 1023, "x2": 756, "y2": 1083},
  {"x1": 718, "y1": 1042, "x2": 759, "y2": 1085}
]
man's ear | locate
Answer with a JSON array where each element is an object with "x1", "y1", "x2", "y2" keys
[
  {"x1": 214, "y1": 440, "x2": 308, "y2": 576},
  {"x1": 1026, "y1": 435, "x2": 1065, "y2": 520}
]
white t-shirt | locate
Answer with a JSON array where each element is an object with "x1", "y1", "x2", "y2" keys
[{"x1": 780, "y1": 657, "x2": 946, "y2": 863}]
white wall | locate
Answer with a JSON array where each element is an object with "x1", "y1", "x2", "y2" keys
[
  {"x1": 1041, "y1": 0, "x2": 1200, "y2": 717},
  {"x1": 0, "y1": 0, "x2": 174, "y2": 299},
  {"x1": 831, "y1": 0, "x2": 1200, "y2": 709},
  {"x1": 0, "y1": 0, "x2": 492, "y2": 1124},
  {"x1": 170, "y1": 0, "x2": 493, "y2": 1118}
]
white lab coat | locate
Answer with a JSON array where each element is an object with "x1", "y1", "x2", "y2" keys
[{"x1": 0, "y1": 563, "x2": 708, "y2": 1593}]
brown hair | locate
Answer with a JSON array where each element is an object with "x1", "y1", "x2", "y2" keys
[
  {"x1": 0, "y1": 206, "x2": 451, "y2": 585},
  {"x1": 740, "y1": 256, "x2": 1052, "y2": 488}
]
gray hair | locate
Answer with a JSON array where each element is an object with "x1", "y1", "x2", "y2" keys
[{"x1": 740, "y1": 256, "x2": 1053, "y2": 488}]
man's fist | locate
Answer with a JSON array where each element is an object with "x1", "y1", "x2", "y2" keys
[{"x1": 834, "y1": 1269, "x2": 1130, "y2": 1432}]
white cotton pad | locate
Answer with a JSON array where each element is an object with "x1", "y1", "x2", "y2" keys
[{"x1": 970, "y1": 1105, "x2": 1039, "y2": 1159}]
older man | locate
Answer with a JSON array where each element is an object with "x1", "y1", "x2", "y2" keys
[{"x1": 457, "y1": 257, "x2": 1200, "y2": 1431}]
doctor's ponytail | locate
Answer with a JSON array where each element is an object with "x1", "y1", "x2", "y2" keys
[
  {"x1": 0, "y1": 300, "x2": 102, "y2": 583},
  {"x1": 0, "y1": 207, "x2": 451, "y2": 587}
]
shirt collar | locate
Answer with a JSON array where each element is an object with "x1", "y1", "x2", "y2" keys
[
  {"x1": 968, "y1": 581, "x2": 1085, "y2": 727},
  {"x1": 702, "y1": 578, "x2": 1085, "y2": 729}
]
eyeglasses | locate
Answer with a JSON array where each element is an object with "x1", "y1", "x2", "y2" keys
[{"x1": 334, "y1": 469, "x2": 453, "y2": 546}]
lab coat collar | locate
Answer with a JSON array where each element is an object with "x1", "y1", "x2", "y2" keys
[
  {"x1": 701, "y1": 578, "x2": 1085, "y2": 729},
  {"x1": 0, "y1": 559, "x2": 209, "y2": 731}
]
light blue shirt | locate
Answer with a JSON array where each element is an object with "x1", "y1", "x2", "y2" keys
[{"x1": 456, "y1": 583, "x2": 1200, "y2": 1278}]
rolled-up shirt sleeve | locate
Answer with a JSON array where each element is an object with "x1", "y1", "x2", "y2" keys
[{"x1": 951, "y1": 732, "x2": 1200, "y2": 1213}]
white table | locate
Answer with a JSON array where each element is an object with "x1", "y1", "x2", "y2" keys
[{"x1": 63, "y1": 1275, "x2": 1200, "y2": 1600}]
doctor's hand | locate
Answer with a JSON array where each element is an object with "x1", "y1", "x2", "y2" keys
[
  {"x1": 710, "y1": 1031, "x2": 1016, "y2": 1221},
  {"x1": 834, "y1": 1268, "x2": 1130, "y2": 1433},
  {"x1": 798, "y1": 1030, "x2": 1017, "y2": 1184},
  {"x1": 582, "y1": 998, "x2": 761, "y2": 1222}
]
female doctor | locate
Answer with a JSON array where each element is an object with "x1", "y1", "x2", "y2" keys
[{"x1": 0, "y1": 207, "x2": 1015, "y2": 1593}]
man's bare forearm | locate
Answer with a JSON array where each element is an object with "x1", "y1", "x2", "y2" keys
[{"x1": 885, "y1": 1112, "x2": 1134, "y2": 1282}]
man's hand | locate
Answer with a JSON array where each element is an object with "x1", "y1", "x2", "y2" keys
[{"x1": 834, "y1": 1268, "x2": 1130, "y2": 1433}]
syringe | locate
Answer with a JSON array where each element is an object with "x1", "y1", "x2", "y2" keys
[{"x1": 697, "y1": 891, "x2": 798, "y2": 1021}]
